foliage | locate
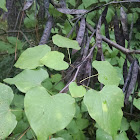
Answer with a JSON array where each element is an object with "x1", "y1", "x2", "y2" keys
[{"x1": 0, "y1": 0, "x2": 140, "y2": 140}]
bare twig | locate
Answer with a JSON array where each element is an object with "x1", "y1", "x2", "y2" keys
[
  {"x1": 59, "y1": 66, "x2": 81, "y2": 93},
  {"x1": 7, "y1": 30, "x2": 33, "y2": 46},
  {"x1": 72, "y1": 0, "x2": 140, "y2": 21},
  {"x1": 102, "y1": 36, "x2": 140, "y2": 54},
  {"x1": 59, "y1": 44, "x2": 96, "y2": 93},
  {"x1": 86, "y1": 22, "x2": 140, "y2": 73},
  {"x1": 86, "y1": 23, "x2": 140, "y2": 55}
]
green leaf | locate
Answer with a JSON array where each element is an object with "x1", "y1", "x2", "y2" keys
[
  {"x1": 0, "y1": 0, "x2": 7, "y2": 11},
  {"x1": 130, "y1": 121, "x2": 140, "y2": 134},
  {"x1": 56, "y1": 130, "x2": 73, "y2": 140},
  {"x1": 133, "y1": 98, "x2": 140, "y2": 110},
  {"x1": 82, "y1": 0, "x2": 98, "y2": 8},
  {"x1": 52, "y1": 34, "x2": 80, "y2": 50},
  {"x1": 15, "y1": 45, "x2": 51, "y2": 69},
  {"x1": 24, "y1": 86, "x2": 75, "y2": 140},
  {"x1": 92, "y1": 61, "x2": 120, "y2": 86},
  {"x1": 51, "y1": 74, "x2": 62, "y2": 83},
  {"x1": 54, "y1": 82, "x2": 65, "y2": 91},
  {"x1": 4, "y1": 68, "x2": 48, "y2": 93},
  {"x1": 106, "y1": 7, "x2": 115, "y2": 23},
  {"x1": 136, "y1": 135, "x2": 140, "y2": 140},
  {"x1": 40, "y1": 51, "x2": 69, "y2": 71},
  {"x1": 120, "y1": 117, "x2": 129, "y2": 132},
  {"x1": 7, "y1": 37, "x2": 24, "y2": 50},
  {"x1": 114, "y1": 132, "x2": 129, "y2": 140},
  {"x1": 24, "y1": 13, "x2": 37, "y2": 28},
  {"x1": 12, "y1": 107, "x2": 23, "y2": 121},
  {"x1": 67, "y1": 0, "x2": 76, "y2": 6},
  {"x1": 69, "y1": 82, "x2": 86, "y2": 98},
  {"x1": 96, "y1": 128, "x2": 113, "y2": 140},
  {"x1": 12, "y1": 94, "x2": 24, "y2": 108},
  {"x1": 76, "y1": 118, "x2": 89, "y2": 130},
  {"x1": 13, "y1": 120, "x2": 28, "y2": 134},
  {"x1": 84, "y1": 85, "x2": 124, "y2": 137},
  {"x1": 73, "y1": 130, "x2": 85, "y2": 140},
  {"x1": 0, "y1": 41, "x2": 15, "y2": 54},
  {"x1": 66, "y1": 120, "x2": 79, "y2": 134},
  {"x1": 0, "y1": 83, "x2": 17, "y2": 139},
  {"x1": 42, "y1": 78, "x2": 53, "y2": 90}
]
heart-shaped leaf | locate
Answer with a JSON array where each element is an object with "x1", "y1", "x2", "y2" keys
[
  {"x1": 40, "y1": 51, "x2": 69, "y2": 70},
  {"x1": 69, "y1": 82, "x2": 86, "y2": 98},
  {"x1": 24, "y1": 86, "x2": 75, "y2": 140},
  {"x1": 0, "y1": 83, "x2": 17, "y2": 139},
  {"x1": 15, "y1": 45, "x2": 51, "y2": 69},
  {"x1": 84, "y1": 85, "x2": 124, "y2": 137},
  {"x1": 4, "y1": 68, "x2": 48, "y2": 93},
  {"x1": 92, "y1": 61, "x2": 120, "y2": 86},
  {"x1": 52, "y1": 34, "x2": 80, "y2": 50}
]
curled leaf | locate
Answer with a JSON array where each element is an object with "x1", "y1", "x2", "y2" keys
[
  {"x1": 96, "y1": 16, "x2": 104, "y2": 60},
  {"x1": 123, "y1": 59, "x2": 139, "y2": 104},
  {"x1": 57, "y1": 8, "x2": 87, "y2": 14},
  {"x1": 114, "y1": 12, "x2": 125, "y2": 47},
  {"x1": 72, "y1": 17, "x2": 86, "y2": 54},
  {"x1": 23, "y1": 0, "x2": 34, "y2": 11},
  {"x1": 120, "y1": 7, "x2": 129, "y2": 41},
  {"x1": 76, "y1": 17, "x2": 86, "y2": 46},
  {"x1": 39, "y1": 16, "x2": 53, "y2": 45}
]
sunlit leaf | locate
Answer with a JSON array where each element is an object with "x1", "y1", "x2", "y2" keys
[
  {"x1": 84, "y1": 85, "x2": 124, "y2": 137},
  {"x1": 24, "y1": 86, "x2": 75, "y2": 139},
  {"x1": 15, "y1": 45, "x2": 51, "y2": 69},
  {"x1": 69, "y1": 82, "x2": 86, "y2": 98},
  {"x1": 92, "y1": 61, "x2": 120, "y2": 86},
  {"x1": 96, "y1": 128, "x2": 113, "y2": 140},
  {"x1": 40, "y1": 51, "x2": 69, "y2": 71},
  {"x1": 4, "y1": 68, "x2": 48, "y2": 93},
  {"x1": 52, "y1": 34, "x2": 80, "y2": 50},
  {"x1": 0, "y1": 83, "x2": 17, "y2": 139}
]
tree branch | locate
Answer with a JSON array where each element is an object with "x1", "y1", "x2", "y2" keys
[{"x1": 86, "y1": 22, "x2": 140, "y2": 55}]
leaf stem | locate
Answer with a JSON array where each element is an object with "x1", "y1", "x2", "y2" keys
[{"x1": 80, "y1": 74, "x2": 98, "y2": 83}]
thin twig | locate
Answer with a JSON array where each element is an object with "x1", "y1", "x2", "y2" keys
[
  {"x1": 59, "y1": 66, "x2": 81, "y2": 93},
  {"x1": 72, "y1": 0, "x2": 140, "y2": 21},
  {"x1": 59, "y1": 44, "x2": 96, "y2": 93},
  {"x1": 7, "y1": 30, "x2": 33, "y2": 46},
  {"x1": 86, "y1": 22, "x2": 140, "y2": 54},
  {"x1": 102, "y1": 36, "x2": 140, "y2": 54},
  {"x1": 18, "y1": 127, "x2": 31, "y2": 140}
]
